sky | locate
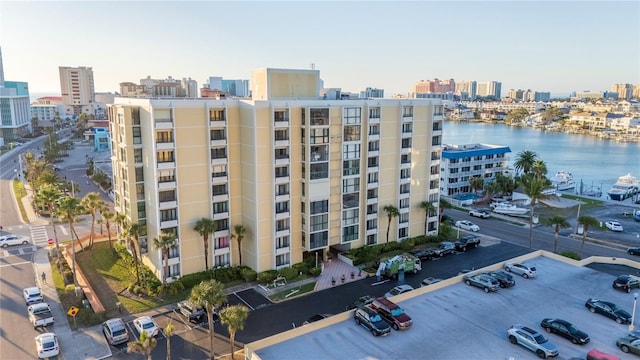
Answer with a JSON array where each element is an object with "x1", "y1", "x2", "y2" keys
[{"x1": 1, "y1": 1, "x2": 639, "y2": 97}]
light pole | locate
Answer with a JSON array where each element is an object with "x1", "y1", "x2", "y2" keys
[{"x1": 631, "y1": 292, "x2": 639, "y2": 331}]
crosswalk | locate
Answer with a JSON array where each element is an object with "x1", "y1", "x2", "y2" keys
[{"x1": 30, "y1": 226, "x2": 50, "y2": 247}]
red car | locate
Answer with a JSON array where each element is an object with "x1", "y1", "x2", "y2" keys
[{"x1": 586, "y1": 349, "x2": 621, "y2": 360}]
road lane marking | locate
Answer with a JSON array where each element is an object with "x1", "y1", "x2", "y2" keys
[{"x1": 232, "y1": 292, "x2": 255, "y2": 311}]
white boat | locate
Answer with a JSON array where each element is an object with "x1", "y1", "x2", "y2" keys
[
  {"x1": 550, "y1": 171, "x2": 575, "y2": 191},
  {"x1": 491, "y1": 203, "x2": 529, "y2": 216},
  {"x1": 607, "y1": 173, "x2": 639, "y2": 201}
]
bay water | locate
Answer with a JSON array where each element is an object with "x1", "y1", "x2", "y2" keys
[{"x1": 442, "y1": 121, "x2": 640, "y2": 199}]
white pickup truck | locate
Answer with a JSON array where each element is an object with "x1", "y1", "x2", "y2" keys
[{"x1": 29, "y1": 309, "x2": 54, "y2": 328}]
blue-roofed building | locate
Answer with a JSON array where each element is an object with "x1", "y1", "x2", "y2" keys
[{"x1": 441, "y1": 143, "x2": 511, "y2": 198}]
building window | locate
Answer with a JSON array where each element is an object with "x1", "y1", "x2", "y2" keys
[
  {"x1": 210, "y1": 129, "x2": 226, "y2": 141},
  {"x1": 310, "y1": 108, "x2": 329, "y2": 126},
  {"x1": 399, "y1": 198, "x2": 409, "y2": 209},
  {"x1": 368, "y1": 124, "x2": 380, "y2": 136},
  {"x1": 343, "y1": 107, "x2": 361, "y2": 124},
  {"x1": 132, "y1": 127, "x2": 142, "y2": 145},
  {"x1": 275, "y1": 201, "x2": 289, "y2": 214},
  {"x1": 310, "y1": 128, "x2": 329, "y2": 144},
  {"x1": 368, "y1": 141, "x2": 379, "y2": 152},
  {"x1": 276, "y1": 219, "x2": 290, "y2": 232},
  {"x1": 401, "y1": 138, "x2": 412, "y2": 149},
  {"x1": 274, "y1": 129, "x2": 289, "y2": 141},
  {"x1": 137, "y1": 202, "x2": 146, "y2": 219},
  {"x1": 432, "y1": 136, "x2": 441, "y2": 146},
  {"x1": 157, "y1": 150, "x2": 174, "y2": 163},
  {"x1": 309, "y1": 231, "x2": 328, "y2": 249},
  {"x1": 403, "y1": 106, "x2": 413, "y2": 117},
  {"x1": 367, "y1": 204, "x2": 377, "y2": 215},
  {"x1": 399, "y1": 213, "x2": 409, "y2": 223},
  {"x1": 343, "y1": 178, "x2": 360, "y2": 193},
  {"x1": 212, "y1": 184, "x2": 227, "y2": 196},
  {"x1": 368, "y1": 172, "x2": 378, "y2": 184},
  {"x1": 343, "y1": 193, "x2": 359, "y2": 209},
  {"x1": 310, "y1": 214, "x2": 328, "y2": 232},
  {"x1": 168, "y1": 246, "x2": 180, "y2": 259},
  {"x1": 310, "y1": 200, "x2": 328, "y2": 214},
  {"x1": 212, "y1": 165, "x2": 227, "y2": 178},
  {"x1": 366, "y1": 234, "x2": 377, "y2": 245},
  {"x1": 159, "y1": 190, "x2": 176, "y2": 202},
  {"x1": 401, "y1": 154, "x2": 411, "y2": 164},
  {"x1": 136, "y1": 183, "x2": 145, "y2": 201},
  {"x1": 401, "y1": 168, "x2": 411, "y2": 179},
  {"x1": 275, "y1": 165, "x2": 289, "y2": 178},
  {"x1": 342, "y1": 208, "x2": 358, "y2": 226},
  {"x1": 367, "y1": 157, "x2": 379, "y2": 168},
  {"x1": 276, "y1": 236, "x2": 290, "y2": 249},
  {"x1": 215, "y1": 236, "x2": 230, "y2": 249},
  {"x1": 434, "y1": 105, "x2": 444, "y2": 116},
  {"x1": 134, "y1": 148, "x2": 143, "y2": 163},
  {"x1": 400, "y1": 183, "x2": 410, "y2": 194},
  {"x1": 342, "y1": 225, "x2": 358, "y2": 242},
  {"x1": 214, "y1": 253, "x2": 230, "y2": 267},
  {"x1": 214, "y1": 218, "x2": 229, "y2": 231},
  {"x1": 310, "y1": 163, "x2": 328, "y2": 180},
  {"x1": 275, "y1": 148, "x2": 289, "y2": 160},
  {"x1": 274, "y1": 110, "x2": 288, "y2": 122},
  {"x1": 135, "y1": 167, "x2": 144, "y2": 182},
  {"x1": 369, "y1": 108, "x2": 380, "y2": 119},
  {"x1": 366, "y1": 219, "x2": 377, "y2": 230},
  {"x1": 367, "y1": 188, "x2": 378, "y2": 199},
  {"x1": 276, "y1": 183, "x2": 289, "y2": 196},
  {"x1": 398, "y1": 227, "x2": 408, "y2": 238},
  {"x1": 343, "y1": 144, "x2": 360, "y2": 160},
  {"x1": 402, "y1": 123, "x2": 412, "y2": 133},
  {"x1": 158, "y1": 169, "x2": 175, "y2": 183},
  {"x1": 310, "y1": 145, "x2": 328, "y2": 162},
  {"x1": 210, "y1": 109, "x2": 225, "y2": 121},
  {"x1": 156, "y1": 131, "x2": 173, "y2": 143},
  {"x1": 213, "y1": 201, "x2": 228, "y2": 214},
  {"x1": 211, "y1": 147, "x2": 227, "y2": 159},
  {"x1": 343, "y1": 160, "x2": 360, "y2": 176},
  {"x1": 169, "y1": 264, "x2": 180, "y2": 277},
  {"x1": 276, "y1": 253, "x2": 290, "y2": 267},
  {"x1": 343, "y1": 125, "x2": 361, "y2": 142},
  {"x1": 160, "y1": 209, "x2": 177, "y2": 222}
]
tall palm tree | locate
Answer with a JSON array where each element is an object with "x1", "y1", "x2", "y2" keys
[
  {"x1": 165, "y1": 320, "x2": 175, "y2": 360},
  {"x1": 57, "y1": 196, "x2": 84, "y2": 286},
  {"x1": 419, "y1": 201, "x2": 436, "y2": 235},
  {"x1": 231, "y1": 224, "x2": 246, "y2": 266},
  {"x1": 514, "y1": 150, "x2": 537, "y2": 175},
  {"x1": 125, "y1": 222, "x2": 143, "y2": 285},
  {"x1": 101, "y1": 209, "x2": 115, "y2": 253},
  {"x1": 438, "y1": 198, "x2": 452, "y2": 223},
  {"x1": 189, "y1": 280, "x2": 227, "y2": 360},
  {"x1": 219, "y1": 305, "x2": 249, "y2": 360},
  {"x1": 469, "y1": 176, "x2": 484, "y2": 195},
  {"x1": 81, "y1": 192, "x2": 102, "y2": 249},
  {"x1": 531, "y1": 159, "x2": 548, "y2": 181},
  {"x1": 521, "y1": 174, "x2": 554, "y2": 248},
  {"x1": 382, "y1": 205, "x2": 400, "y2": 243},
  {"x1": 127, "y1": 330, "x2": 157, "y2": 360},
  {"x1": 153, "y1": 232, "x2": 178, "y2": 284},
  {"x1": 578, "y1": 215, "x2": 599, "y2": 253},
  {"x1": 194, "y1": 218, "x2": 216, "y2": 270},
  {"x1": 541, "y1": 215, "x2": 571, "y2": 253},
  {"x1": 35, "y1": 184, "x2": 62, "y2": 257}
]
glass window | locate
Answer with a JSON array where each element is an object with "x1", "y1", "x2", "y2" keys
[
  {"x1": 310, "y1": 128, "x2": 329, "y2": 144},
  {"x1": 276, "y1": 236, "x2": 290, "y2": 249},
  {"x1": 343, "y1": 160, "x2": 360, "y2": 176},
  {"x1": 310, "y1": 108, "x2": 329, "y2": 126},
  {"x1": 134, "y1": 148, "x2": 143, "y2": 163},
  {"x1": 403, "y1": 106, "x2": 413, "y2": 117},
  {"x1": 212, "y1": 184, "x2": 227, "y2": 196},
  {"x1": 343, "y1": 144, "x2": 360, "y2": 160},
  {"x1": 275, "y1": 201, "x2": 289, "y2": 214},
  {"x1": 309, "y1": 231, "x2": 328, "y2": 249},
  {"x1": 343, "y1": 178, "x2": 360, "y2": 193},
  {"x1": 310, "y1": 214, "x2": 328, "y2": 232},
  {"x1": 211, "y1": 147, "x2": 226, "y2": 159},
  {"x1": 343, "y1": 193, "x2": 359, "y2": 209},
  {"x1": 159, "y1": 190, "x2": 175, "y2": 202},
  {"x1": 132, "y1": 127, "x2": 142, "y2": 144},
  {"x1": 342, "y1": 225, "x2": 358, "y2": 242},
  {"x1": 276, "y1": 219, "x2": 290, "y2": 231},
  {"x1": 369, "y1": 107, "x2": 380, "y2": 119},
  {"x1": 276, "y1": 253, "x2": 290, "y2": 266},
  {"x1": 210, "y1": 129, "x2": 226, "y2": 141},
  {"x1": 343, "y1": 107, "x2": 362, "y2": 124},
  {"x1": 342, "y1": 208, "x2": 358, "y2": 226},
  {"x1": 343, "y1": 125, "x2": 361, "y2": 142},
  {"x1": 310, "y1": 200, "x2": 328, "y2": 214},
  {"x1": 213, "y1": 201, "x2": 228, "y2": 214},
  {"x1": 157, "y1": 150, "x2": 174, "y2": 162},
  {"x1": 310, "y1": 163, "x2": 328, "y2": 180}
]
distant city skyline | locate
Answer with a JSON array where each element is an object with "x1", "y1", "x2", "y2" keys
[{"x1": 2, "y1": 1, "x2": 638, "y2": 96}]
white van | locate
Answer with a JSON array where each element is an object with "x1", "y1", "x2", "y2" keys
[{"x1": 28, "y1": 302, "x2": 51, "y2": 315}]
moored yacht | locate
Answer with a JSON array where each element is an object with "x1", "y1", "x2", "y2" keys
[
  {"x1": 550, "y1": 171, "x2": 575, "y2": 191},
  {"x1": 607, "y1": 173, "x2": 639, "y2": 201}
]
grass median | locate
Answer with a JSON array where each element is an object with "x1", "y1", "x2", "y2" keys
[
  {"x1": 12, "y1": 179, "x2": 28, "y2": 222},
  {"x1": 268, "y1": 282, "x2": 316, "y2": 302}
]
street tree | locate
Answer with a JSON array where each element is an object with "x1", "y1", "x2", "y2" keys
[
  {"x1": 165, "y1": 320, "x2": 175, "y2": 360},
  {"x1": 531, "y1": 159, "x2": 548, "y2": 181},
  {"x1": 382, "y1": 205, "x2": 400, "y2": 243},
  {"x1": 541, "y1": 215, "x2": 571, "y2": 253},
  {"x1": 219, "y1": 305, "x2": 250, "y2": 360},
  {"x1": 514, "y1": 150, "x2": 537, "y2": 175},
  {"x1": 419, "y1": 201, "x2": 436, "y2": 235},
  {"x1": 521, "y1": 174, "x2": 554, "y2": 248},
  {"x1": 469, "y1": 176, "x2": 484, "y2": 195},
  {"x1": 34, "y1": 184, "x2": 63, "y2": 257},
  {"x1": 189, "y1": 280, "x2": 227, "y2": 360},
  {"x1": 81, "y1": 192, "x2": 102, "y2": 249},
  {"x1": 124, "y1": 222, "x2": 143, "y2": 285},
  {"x1": 127, "y1": 330, "x2": 157, "y2": 360},
  {"x1": 153, "y1": 232, "x2": 178, "y2": 284},
  {"x1": 578, "y1": 215, "x2": 599, "y2": 253},
  {"x1": 101, "y1": 208, "x2": 115, "y2": 253},
  {"x1": 438, "y1": 198, "x2": 452, "y2": 223},
  {"x1": 194, "y1": 218, "x2": 216, "y2": 270},
  {"x1": 231, "y1": 224, "x2": 246, "y2": 266},
  {"x1": 57, "y1": 196, "x2": 84, "y2": 286}
]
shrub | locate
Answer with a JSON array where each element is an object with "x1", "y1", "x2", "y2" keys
[
  {"x1": 240, "y1": 267, "x2": 257, "y2": 282},
  {"x1": 400, "y1": 238, "x2": 415, "y2": 251},
  {"x1": 309, "y1": 266, "x2": 322, "y2": 277},
  {"x1": 181, "y1": 271, "x2": 213, "y2": 288},
  {"x1": 212, "y1": 266, "x2": 241, "y2": 283},
  {"x1": 278, "y1": 266, "x2": 298, "y2": 281},
  {"x1": 560, "y1": 251, "x2": 581, "y2": 260},
  {"x1": 258, "y1": 270, "x2": 278, "y2": 285},
  {"x1": 292, "y1": 262, "x2": 309, "y2": 276}
]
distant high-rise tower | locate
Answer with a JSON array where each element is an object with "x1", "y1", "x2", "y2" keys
[{"x1": 59, "y1": 66, "x2": 95, "y2": 117}]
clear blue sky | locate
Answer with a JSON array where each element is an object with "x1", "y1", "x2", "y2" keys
[{"x1": 1, "y1": 1, "x2": 638, "y2": 96}]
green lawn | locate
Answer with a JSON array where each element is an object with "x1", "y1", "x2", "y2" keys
[
  {"x1": 268, "y1": 282, "x2": 316, "y2": 302},
  {"x1": 12, "y1": 180, "x2": 28, "y2": 222}
]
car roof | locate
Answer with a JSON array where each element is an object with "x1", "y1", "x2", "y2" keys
[
  {"x1": 36, "y1": 332, "x2": 56, "y2": 340},
  {"x1": 25, "y1": 287, "x2": 41, "y2": 294},
  {"x1": 105, "y1": 318, "x2": 125, "y2": 326}
]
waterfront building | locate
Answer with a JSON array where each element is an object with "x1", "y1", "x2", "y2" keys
[
  {"x1": 415, "y1": 92, "x2": 455, "y2": 101},
  {"x1": 59, "y1": 66, "x2": 96, "y2": 117},
  {"x1": 359, "y1": 87, "x2": 384, "y2": 99},
  {"x1": 476, "y1": 81, "x2": 502, "y2": 100},
  {"x1": 574, "y1": 91, "x2": 604, "y2": 100},
  {"x1": 611, "y1": 83, "x2": 633, "y2": 101},
  {"x1": 108, "y1": 67, "x2": 443, "y2": 281},
  {"x1": 633, "y1": 85, "x2": 640, "y2": 100},
  {"x1": 31, "y1": 96, "x2": 66, "y2": 123},
  {"x1": 440, "y1": 143, "x2": 511, "y2": 197},
  {"x1": 0, "y1": 48, "x2": 32, "y2": 141},
  {"x1": 455, "y1": 80, "x2": 477, "y2": 101}
]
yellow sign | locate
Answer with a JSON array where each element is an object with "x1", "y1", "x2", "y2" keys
[{"x1": 67, "y1": 306, "x2": 79, "y2": 317}]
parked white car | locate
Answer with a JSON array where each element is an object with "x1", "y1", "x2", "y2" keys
[
  {"x1": 0, "y1": 235, "x2": 30, "y2": 248},
  {"x1": 455, "y1": 220, "x2": 480, "y2": 232},
  {"x1": 35, "y1": 332, "x2": 59, "y2": 359},
  {"x1": 384, "y1": 284, "x2": 415, "y2": 298},
  {"x1": 504, "y1": 262, "x2": 537, "y2": 279},
  {"x1": 133, "y1": 316, "x2": 160, "y2": 337},
  {"x1": 605, "y1": 221, "x2": 623, "y2": 232}
]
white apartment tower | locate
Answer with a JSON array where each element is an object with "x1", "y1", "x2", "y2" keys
[{"x1": 109, "y1": 68, "x2": 443, "y2": 281}]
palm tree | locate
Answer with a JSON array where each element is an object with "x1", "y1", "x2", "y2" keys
[
  {"x1": 189, "y1": 280, "x2": 227, "y2": 360},
  {"x1": 81, "y1": 192, "x2": 102, "y2": 249},
  {"x1": 153, "y1": 232, "x2": 178, "y2": 284},
  {"x1": 194, "y1": 218, "x2": 216, "y2": 270},
  {"x1": 541, "y1": 215, "x2": 571, "y2": 253},
  {"x1": 165, "y1": 320, "x2": 175, "y2": 360},
  {"x1": 514, "y1": 150, "x2": 537, "y2": 175},
  {"x1": 219, "y1": 305, "x2": 249, "y2": 360},
  {"x1": 231, "y1": 224, "x2": 246, "y2": 266},
  {"x1": 382, "y1": 205, "x2": 400, "y2": 243},
  {"x1": 521, "y1": 175, "x2": 554, "y2": 248},
  {"x1": 578, "y1": 215, "x2": 599, "y2": 253},
  {"x1": 35, "y1": 184, "x2": 62, "y2": 257},
  {"x1": 57, "y1": 196, "x2": 84, "y2": 286},
  {"x1": 419, "y1": 201, "x2": 436, "y2": 235},
  {"x1": 124, "y1": 222, "x2": 143, "y2": 285},
  {"x1": 531, "y1": 159, "x2": 548, "y2": 181},
  {"x1": 114, "y1": 212, "x2": 127, "y2": 240},
  {"x1": 127, "y1": 330, "x2": 157, "y2": 360},
  {"x1": 469, "y1": 176, "x2": 484, "y2": 195},
  {"x1": 438, "y1": 198, "x2": 452, "y2": 223},
  {"x1": 101, "y1": 209, "x2": 115, "y2": 253}
]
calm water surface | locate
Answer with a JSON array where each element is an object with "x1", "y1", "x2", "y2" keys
[{"x1": 442, "y1": 121, "x2": 640, "y2": 198}]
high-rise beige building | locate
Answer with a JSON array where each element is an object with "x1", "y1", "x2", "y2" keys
[
  {"x1": 108, "y1": 68, "x2": 443, "y2": 281},
  {"x1": 59, "y1": 66, "x2": 95, "y2": 117}
]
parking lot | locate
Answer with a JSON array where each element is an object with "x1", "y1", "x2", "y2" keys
[{"x1": 252, "y1": 256, "x2": 639, "y2": 360}]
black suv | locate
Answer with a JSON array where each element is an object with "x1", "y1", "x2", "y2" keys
[
  {"x1": 612, "y1": 275, "x2": 640, "y2": 293},
  {"x1": 354, "y1": 305, "x2": 391, "y2": 337},
  {"x1": 177, "y1": 301, "x2": 206, "y2": 322},
  {"x1": 454, "y1": 235, "x2": 481, "y2": 252},
  {"x1": 485, "y1": 270, "x2": 516, "y2": 288},
  {"x1": 410, "y1": 248, "x2": 434, "y2": 261}
]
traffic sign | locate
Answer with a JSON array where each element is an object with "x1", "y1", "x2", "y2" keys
[{"x1": 67, "y1": 306, "x2": 79, "y2": 317}]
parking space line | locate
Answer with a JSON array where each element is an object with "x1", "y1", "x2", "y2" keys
[{"x1": 232, "y1": 292, "x2": 254, "y2": 311}]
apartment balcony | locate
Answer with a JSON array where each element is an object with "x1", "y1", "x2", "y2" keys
[
  {"x1": 275, "y1": 157, "x2": 289, "y2": 166},
  {"x1": 400, "y1": 147, "x2": 411, "y2": 155},
  {"x1": 275, "y1": 176, "x2": 289, "y2": 185},
  {"x1": 275, "y1": 211, "x2": 289, "y2": 220},
  {"x1": 367, "y1": 165, "x2": 379, "y2": 173},
  {"x1": 400, "y1": 161, "x2": 411, "y2": 169},
  {"x1": 212, "y1": 194, "x2": 229, "y2": 203},
  {"x1": 159, "y1": 200, "x2": 177, "y2": 209},
  {"x1": 275, "y1": 228, "x2": 290, "y2": 238},
  {"x1": 213, "y1": 212, "x2": 228, "y2": 220},
  {"x1": 367, "y1": 197, "x2": 378, "y2": 205},
  {"x1": 158, "y1": 181, "x2": 176, "y2": 190},
  {"x1": 167, "y1": 256, "x2": 180, "y2": 266},
  {"x1": 157, "y1": 161, "x2": 175, "y2": 170},
  {"x1": 432, "y1": 128, "x2": 443, "y2": 137},
  {"x1": 366, "y1": 212, "x2": 378, "y2": 220},
  {"x1": 368, "y1": 148, "x2": 379, "y2": 156},
  {"x1": 156, "y1": 142, "x2": 174, "y2": 150},
  {"x1": 430, "y1": 173, "x2": 440, "y2": 181},
  {"x1": 155, "y1": 119, "x2": 173, "y2": 129},
  {"x1": 213, "y1": 246, "x2": 230, "y2": 255},
  {"x1": 402, "y1": 115, "x2": 413, "y2": 122},
  {"x1": 275, "y1": 245, "x2": 290, "y2": 256},
  {"x1": 367, "y1": 181, "x2": 378, "y2": 189},
  {"x1": 210, "y1": 139, "x2": 227, "y2": 147},
  {"x1": 209, "y1": 119, "x2": 226, "y2": 127},
  {"x1": 368, "y1": 133, "x2": 380, "y2": 141},
  {"x1": 275, "y1": 193, "x2": 290, "y2": 202},
  {"x1": 400, "y1": 177, "x2": 411, "y2": 185},
  {"x1": 211, "y1": 175, "x2": 227, "y2": 185},
  {"x1": 366, "y1": 227, "x2": 377, "y2": 236},
  {"x1": 211, "y1": 157, "x2": 227, "y2": 166},
  {"x1": 275, "y1": 139, "x2": 289, "y2": 147},
  {"x1": 160, "y1": 219, "x2": 178, "y2": 228},
  {"x1": 214, "y1": 229, "x2": 230, "y2": 238},
  {"x1": 368, "y1": 116, "x2": 380, "y2": 124}
]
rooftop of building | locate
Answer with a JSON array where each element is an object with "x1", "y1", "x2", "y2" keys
[{"x1": 442, "y1": 143, "x2": 511, "y2": 159}]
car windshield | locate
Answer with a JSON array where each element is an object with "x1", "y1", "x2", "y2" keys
[
  {"x1": 530, "y1": 267, "x2": 536, "y2": 271},
  {"x1": 390, "y1": 308, "x2": 404, "y2": 317},
  {"x1": 142, "y1": 321, "x2": 154, "y2": 329},
  {"x1": 534, "y1": 334, "x2": 548, "y2": 344},
  {"x1": 390, "y1": 288, "x2": 401, "y2": 295},
  {"x1": 567, "y1": 325, "x2": 578, "y2": 334},
  {"x1": 43, "y1": 340, "x2": 55, "y2": 349},
  {"x1": 113, "y1": 328, "x2": 126, "y2": 336},
  {"x1": 371, "y1": 314, "x2": 382, "y2": 322}
]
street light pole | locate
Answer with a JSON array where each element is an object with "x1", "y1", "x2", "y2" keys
[{"x1": 631, "y1": 292, "x2": 639, "y2": 331}]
